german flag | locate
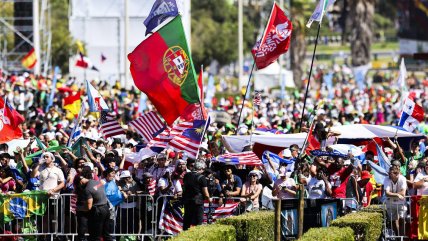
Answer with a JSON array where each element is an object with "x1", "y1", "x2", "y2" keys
[{"x1": 21, "y1": 48, "x2": 37, "y2": 69}]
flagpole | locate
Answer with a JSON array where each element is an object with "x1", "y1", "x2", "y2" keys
[
  {"x1": 249, "y1": 98, "x2": 256, "y2": 145},
  {"x1": 298, "y1": 23, "x2": 321, "y2": 132},
  {"x1": 236, "y1": 62, "x2": 256, "y2": 133},
  {"x1": 199, "y1": 65, "x2": 205, "y2": 118},
  {"x1": 298, "y1": 105, "x2": 319, "y2": 158}
]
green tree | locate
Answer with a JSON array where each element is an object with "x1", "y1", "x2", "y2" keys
[
  {"x1": 191, "y1": 0, "x2": 255, "y2": 68},
  {"x1": 50, "y1": 0, "x2": 76, "y2": 73}
]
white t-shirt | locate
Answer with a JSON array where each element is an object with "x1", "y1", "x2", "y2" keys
[
  {"x1": 383, "y1": 175, "x2": 407, "y2": 204},
  {"x1": 39, "y1": 165, "x2": 65, "y2": 194},
  {"x1": 158, "y1": 178, "x2": 182, "y2": 195},
  {"x1": 308, "y1": 176, "x2": 331, "y2": 199},
  {"x1": 273, "y1": 177, "x2": 296, "y2": 199},
  {"x1": 414, "y1": 172, "x2": 428, "y2": 195}
]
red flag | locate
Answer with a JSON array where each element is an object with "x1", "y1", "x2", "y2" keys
[
  {"x1": 0, "y1": 97, "x2": 23, "y2": 143},
  {"x1": 251, "y1": 3, "x2": 292, "y2": 70},
  {"x1": 306, "y1": 125, "x2": 320, "y2": 154},
  {"x1": 128, "y1": 16, "x2": 199, "y2": 126},
  {"x1": 197, "y1": 68, "x2": 204, "y2": 103},
  {"x1": 3, "y1": 99, "x2": 24, "y2": 129}
]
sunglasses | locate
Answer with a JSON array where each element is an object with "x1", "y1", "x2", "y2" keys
[{"x1": 250, "y1": 175, "x2": 257, "y2": 178}]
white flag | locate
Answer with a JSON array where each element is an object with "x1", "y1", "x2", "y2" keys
[
  {"x1": 397, "y1": 58, "x2": 407, "y2": 90},
  {"x1": 306, "y1": 0, "x2": 335, "y2": 28}
]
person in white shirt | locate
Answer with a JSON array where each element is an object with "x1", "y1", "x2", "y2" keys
[
  {"x1": 413, "y1": 162, "x2": 428, "y2": 195},
  {"x1": 273, "y1": 170, "x2": 296, "y2": 199},
  {"x1": 307, "y1": 170, "x2": 332, "y2": 199},
  {"x1": 384, "y1": 166, "x2": 407, "y2": 237}
]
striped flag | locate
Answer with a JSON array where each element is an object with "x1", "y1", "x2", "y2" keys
[
  {"x1": 129, "y1": 111, "x2": 165, "y2": 142},
  {"x1": 158, "y1": 197, "x2": 183, "y2": 235},
  {"x1": 67, "y1": 104, "x2": 86, "y2": 147},
  {"x1": 168, "y1": 118, "x2": 210, "y2": 159},
  {"x1": 147, "y1": 121, "x2": 193, "y2": 150},
  {"x1": 100, "y1": 111, "x2": 125, "y2": 138},
  {"x1": 203, "y1": 199, "x2": 240, "y2": 224},
  {"x1": 215, "y1": 151, "x2": 262, "y2": 166},
  {"x1": 86, "y1": 80, "x2": 109, "y2": 112},
  {"x1": 253, "y1": 91, "x2": 261, "y2": 106},
  {"x1": 70, "y1": 194, "x2": 77, "y2": 214}
]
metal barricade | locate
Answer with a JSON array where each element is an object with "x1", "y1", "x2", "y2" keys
[
  {"x1": 154, "y1": 195, "x2": 246, "y2": 239},
  {"x1": 58, "y1": 193, "x2": 155, "y2": 240},
  {"x1": 382, "y1": 196, "x2": 412, "y2": 241},
  {"x1": 0, "y1": 193, "x2": 59, "y2": 241},
  {"x1": 339, "y1": 198, "x2": 361, "y2": 214}
]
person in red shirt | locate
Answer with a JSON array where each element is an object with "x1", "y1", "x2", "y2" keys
[
  {"x1": 358, "y1": 171, "x2": 373, "y2": 207},
  {"x1": 327, "y1": 158, "x2": 354, "y2": 199}
]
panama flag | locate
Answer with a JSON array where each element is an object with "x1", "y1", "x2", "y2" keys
[
  {"x1": 86, "y1": 80, "x2": 109, "y2": 112},
  {"x1": 398, "y1": 97, "x2": 424, "y2": 132}
]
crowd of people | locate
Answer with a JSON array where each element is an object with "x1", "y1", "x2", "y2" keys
[{"x1": 0, "y1": 65, "x2": 427, "y2": 239}]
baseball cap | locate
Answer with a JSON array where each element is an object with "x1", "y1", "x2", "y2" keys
[{"x1": 119, "y1": 170, "x2": 131, "y2": 179}]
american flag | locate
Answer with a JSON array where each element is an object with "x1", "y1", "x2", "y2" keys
[
  {"x1": 100, "y1": 111, "x2": 125, "y2": 138},
  {"x1": 253, "y1": 91, "x2": 261, "y2": 106},
  {"x1": 215, "y1": 151, "x2": 262, "y2": 166},
  {"x1": 147, "y1": 121, "x2": 193, "y2": 150},
  {"x1": 129, "y1": 111, "x2": 165, "y2": 142},
  {"x1": 148, "y1": 179, "x2": 156, "y2": 196},
  {"x1": 168, "y1": 118, "x2": 209, "y2": 159},
  {"x1": 203, "y1": 199, "x2": 240, "y2": 224},
  {"x1": 158, "y1": 197, "x2": 183, "y2": 235},
  {"x1": 70, "y1": 194, "x2": 77, "y2": 214}
]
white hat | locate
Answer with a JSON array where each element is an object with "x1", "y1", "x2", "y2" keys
[
  {"x1": 317, "y1": 109, "x2": 326, "y2": 115},
  {"x1": 120, "y1": 170, "x2": 131, "y2": 179},
  {"x1": 343, "y1": 159, "x2": 351, "y2": 165},
  {"x1": 282, "y1": 149, "x2": 292, "y2": 159},
  {"x1": 84, "y1": 162, "x2": 94, "y2": 171},
  {"x1": 248, "y1": 170, "x2": 261, "y2": 179}
]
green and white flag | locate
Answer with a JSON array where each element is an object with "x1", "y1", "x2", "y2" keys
[{"x1": 306, "y1": 0, "x2": 335, "y2": 28}]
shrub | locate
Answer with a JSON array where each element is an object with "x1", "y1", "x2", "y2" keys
[
  {"x1": 360, "y1": 205, "x2": 384, "y2": 218},
  {"x1": 172, "y1": 224, "x2": 236, "y2": 241},
  {"x1": 298, "y1": 227, "x2": 354, "y2": 241},
  {"x1": 217, "y1": 211, "x2": 274, "y2": 241},
  {"x1": 331, "y1": 212, "x2": 382, "y2": 241}
]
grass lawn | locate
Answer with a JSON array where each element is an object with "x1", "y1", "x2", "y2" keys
[{"x1": 308, "y1": 42, "x2": 399, "y2": 54}]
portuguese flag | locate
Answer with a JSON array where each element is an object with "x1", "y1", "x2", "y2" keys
[{"x1": 128, "y1": 16, "x2": 199, "y2": 126}]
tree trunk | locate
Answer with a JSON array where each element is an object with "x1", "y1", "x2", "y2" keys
[
  {"x1": 290, "y1": 21, "x2": 307, "y2": 89},
  {"x1": 348, "y1": 0, "x2": 375, "y2": 66}
]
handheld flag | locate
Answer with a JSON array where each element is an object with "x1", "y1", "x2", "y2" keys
[
  {"x1": 251, "y1": 3, "x2": 292, "y2": 70},
  {"x1": 168, "y1": 118, "x2": 210, "y2": 159},
  {"x1": 3, "y1": 99, "x2": 24, "y2": 129},
  {"x1": 21, "y1": 48, "x2": 37, "y2": 69},
  {"x1": 100, "y1": 111, "x2": 125, "y2": 138},
  {"x1": 129, "y1": 111, "x2": 165, "y2": 142},
  {"x1": 86, "y1": 80, "x2": 109, "y2": 112},
  {"x1": 129, "y1": 16, "x2": 200, "y2": 125},
  {"x1": 67, "y1": 103, "x2": 86, "y2": 147},
  {"x1": 306, "y1": 0, "x2": 336, "y2": 28},
  {"x1": 63, "y1": 91, "x2": 82, "y2": 117},
  {"x1": 0, "y1": 98, "x2": 23, "y2": 143},
  {"x1": 46, "y1": 66, "x2": 60, "y2": 112},
  {"x1": 75, "y1": 54, "x2": 99, "y2": 72},
  {"x1": 76, "y1": 40, "x2": 85, "y2": 54},
  {"x1": 215, "y1": 151, "x2": 262, "y2": 166},
  {"x1": 144, "y1": 0, "x2": 179, "y2": 35},
  {"x1": 398, "y1": 97, "x2": 424, "y2": 132}
]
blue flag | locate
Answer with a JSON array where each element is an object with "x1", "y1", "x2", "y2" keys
[
  {"x1": 368, "y1": 160, "x2": 388, "y2": 184},
  {"x1": 374, "y1": 142, "x2": 391, "y2": 171},
  {"x1": 144, "y1": 0, "x2": 179, "y2": 35},
  {"x1": 45, "y1": 66, "x2": 60, "y2": 112}
]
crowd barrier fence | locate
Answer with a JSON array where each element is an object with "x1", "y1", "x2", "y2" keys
[
  {"x1": 0, "y1": 194, "x2": 380, "y2": 240},
  {"x1": 382, "y1": 195, "x2": 413, "y2": 241}
]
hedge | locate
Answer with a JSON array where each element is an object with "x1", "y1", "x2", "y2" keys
[
  {"x1": 298, "y1": 227, "x2": 354, "y2": 241},
  {"x1": 171, "y1": 224, "x2": 236, "y2": 241},
  {"x1": 359, "y1": 205, "x2": 384, "y2": 218},
  {"x1": 217, "y1": 211, "x2": 274, "y2": 241},
  {"x1": 331, "y1": 212, "x2": 383, "y2": 241}
]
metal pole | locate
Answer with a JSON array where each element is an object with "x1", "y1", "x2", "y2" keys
[
  {"x1": 124, "y1": 0, "x2": 129, "y2": 89},
  {"x1": 298, "y1": 23, "x2": 321, "y2": 132},
  {"x1": 236, "y1": 62, "x2": 255, "y2": 131},
  {"x1": 33, "y1": 0, "x2": 41, "y2": 75},
  {"x1": 298, "y1": 184, "x2": 305, "y2": 239},
  {"x1": 238, "y1": 0, "x2": 243, "y2": 90},
  {"x1": 274, "y1": 199, "x2": 281, "y2": 241}
]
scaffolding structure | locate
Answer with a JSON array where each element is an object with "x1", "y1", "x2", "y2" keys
[{"x1": 0, "y1": 0, "x2": 51, "y2": 76}]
